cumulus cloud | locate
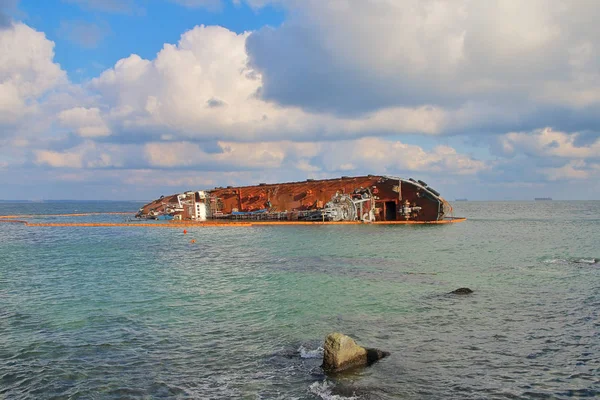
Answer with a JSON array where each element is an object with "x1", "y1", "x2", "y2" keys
[
  {"x1": 481, "y1": 127, "x2": 600, "y2": 185},
  {"x1": 541, "y1": 160, "x2": 591, "y2": 181},
  {"x1": 34, "y1": 141, "x2": 135, "y2": 169},
  {"x1": 29, "y1": 130, "x2": 487, "y2": 181},
  {"x1": 246, "y1": 0, "x2": 600, "y2": 131},
  {"x1": 143, "y1": 138, "x2": 486, "y2": 177},
  {"x1": 123, "y1": 169, "x2": 220, "y2": 189},
  {"x1": 496, "y1": 128, "x2": 600, "y2": 159},
  {"x1": 144, "y1": 140, "x2": 318, "y2": 169},
  {"x1": 316, "y1": 138, "x2": 487, "y2": 176},
  {"x1": 35, "y1": 141, "x2": 120, "y2": 168},
  {"x1": 58, "y1": 107, "x2": 111, "y2": 137},
  {"x1": 88, "y1": 24, "x2": 447, "y2": 144},
  {"x1": 35, "y1": 149, "x2": 85, "y2": 168},
  {"x1": 0, "y1": 23, "x2": 66, "y2": 127}
]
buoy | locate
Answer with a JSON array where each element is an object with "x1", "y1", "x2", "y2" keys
[
  {"x1": 183, "y1": 229, "x2": 187, "y2": 234},
  {"x1": 190, "y1": 239, "x2": 196, "y2": 244}
]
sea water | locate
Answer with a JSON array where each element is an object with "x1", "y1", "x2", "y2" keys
[{"x1": 1, "y1": 201, "x2": 598, "y2": 399}]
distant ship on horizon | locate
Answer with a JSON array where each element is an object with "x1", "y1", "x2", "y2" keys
[
  {"x1": 534, "y1": 197, "x2": 552, "y2": 201},
  {"x1": 455, "y1": 198, "x2": 468, "y2": 202}
]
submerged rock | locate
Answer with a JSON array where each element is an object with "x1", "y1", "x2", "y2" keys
[
  {"x1": 450, "y1": 287, "x2": 474, "y2": 295},
  {"x1": 321, "y1": 332, "x2": 389, "y2": 373}
]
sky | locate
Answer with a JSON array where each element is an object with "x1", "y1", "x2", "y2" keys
[{"x1": 1, "y1": 0, "x2": 599, "y2": 201}]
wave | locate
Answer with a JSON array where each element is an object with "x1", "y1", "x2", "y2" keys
[
  {"x1": 309, "y1": 381, "x2": 358, "y2": 400},
  {"x1": 543, "y1": 257, "x2": 597, "y2": 265},
  {"x1": 298, "y1": 345, "x2": 324, "y2": 359},
  {"x1": 574, "y1": 258, "x2": 598, "y2": 264}
]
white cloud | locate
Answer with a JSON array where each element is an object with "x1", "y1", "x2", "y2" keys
[
  {"x1": 144, "y1": 142, "x2": 208, "y2": 167},
  {"x1": 122, "y1": 169, "x2": 218, "y2": 188},
  {"x1": 498, "y1": 128, "x2": 600, "y2": 159},
  {"x1": 246, "y1": 0, "x2": 600, "y2": 123},
  {"x1": 34, "y1": 141, "x2": 124, "y2": 168},
  {"x1": 542, "y1": 160, "x2": 591, "y2": 181},
  {"x1": 58, "y1": 107, "x2": 111, "y2": 137},
  {"x1": 318, "y1": 138, "x2": 487, "y2": 175},
  {"x1": 35, "y1": 148, "x2": 84, "y2": 169},
  {"x1": 482, "y1": 128, "x2": 600, "y2": 184},
  {"x1": 143, "y1": 137, "x2": 486, "y2": 176},
  {"x1": 89, "y1": 24, "x2": 448, "y2": 143},
  {"x1": 144, "y1": 140, "x2": 320, "y2": 169},
  {"x1": 0, "y1": 23, "x2": 66, "y2": 125}
]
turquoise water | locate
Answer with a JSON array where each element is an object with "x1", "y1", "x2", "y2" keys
[{"x1": 1, "y1": 201, "x2": 598, "y2": 399}]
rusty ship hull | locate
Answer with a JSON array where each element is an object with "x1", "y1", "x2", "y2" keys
[{"x1": 137, "y1": 175, "x2": 460, "y2": 223}]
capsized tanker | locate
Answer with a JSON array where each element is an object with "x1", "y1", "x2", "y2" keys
[{"x1": 136, "y1": 175, "x2": 458, "y2": 223}]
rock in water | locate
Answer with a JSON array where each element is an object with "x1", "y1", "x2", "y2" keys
[
  {"x1": 322, "y1": 332, "x2": 389, "y2": 372},
  {"x1": 450, "y1": 287, "x2": 473, "y2": 295}
]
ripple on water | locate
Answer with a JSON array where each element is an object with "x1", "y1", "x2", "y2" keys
[
  {"x1": 309, "y1": 380, "x2": 359, "y2": 400},
  {"x1": 1, "y1": 201, "x2": 600, "y2": 399}
]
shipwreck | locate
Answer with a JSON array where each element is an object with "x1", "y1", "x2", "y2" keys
[{"x1": 136, "y1": 175, "x2": 462, "y2": 224}]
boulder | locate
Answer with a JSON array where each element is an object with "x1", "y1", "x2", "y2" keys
[
  {"x1": 450, "y1": 287, "x2": 473, "y2": 295},
  {"x1": 321, "y1": 332, "x2": 389, "y2": 372}
]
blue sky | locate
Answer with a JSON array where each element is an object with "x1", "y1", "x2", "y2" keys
[
  {"x1": 1, "y1": 0, "x2": 600, "y2": 200},
  {"x1": 18, "y1": 0, "x2": 285, "y2": 81}
]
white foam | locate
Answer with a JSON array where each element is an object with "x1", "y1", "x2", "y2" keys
[
  {"x1": 308, "y1": 381, "x2": 358, "y2": 400},
  {"x1": 543, "y1": 258, "x2": 564, "y2": 264},
  {"x1": 575, "y1": 258, "x2": 597, "y2": 264},
  {"x1": 543, "y1": 258, "x2": 598, "y2": 264},
  {"x1": 298, "y1": 345, "x2": 324, "y2": 359}
]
